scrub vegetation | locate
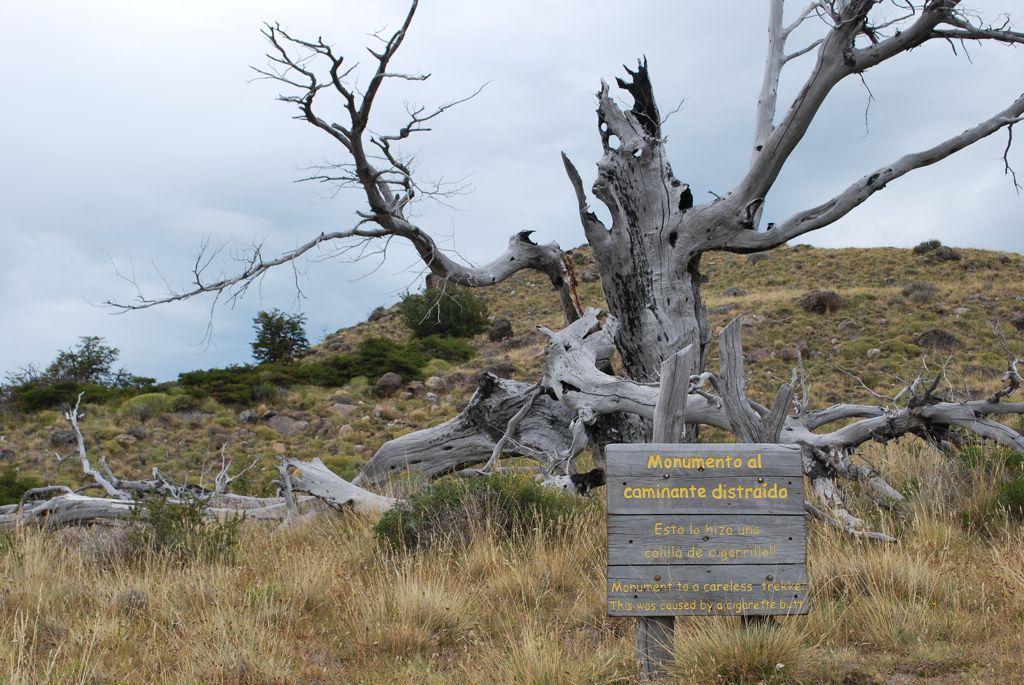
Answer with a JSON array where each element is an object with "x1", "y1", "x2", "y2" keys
[{"x1": 2, "y1": 245, "x2": 1024, "y2": 682}]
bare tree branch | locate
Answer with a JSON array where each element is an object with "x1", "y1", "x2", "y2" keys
[{"x1": 724, "y1": 93, "x2": 1024, "y2": 251}]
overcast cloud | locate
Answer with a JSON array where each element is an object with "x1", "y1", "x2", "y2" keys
[{"x1": 1, "y1": 0, "x2": 1021, "y2": 382}]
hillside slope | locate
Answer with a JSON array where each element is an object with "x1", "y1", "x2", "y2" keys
[{"x1": 2, "y1": 243, "x2": 1023, "y2": 493}]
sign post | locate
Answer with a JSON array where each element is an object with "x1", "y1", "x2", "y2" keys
[{"x1": 607, "y1": 442, "x2": 807, "y2": 676}]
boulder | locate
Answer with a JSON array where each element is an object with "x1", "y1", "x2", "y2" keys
[
  {"x1": 238, "y1": 409, "x2": 259, "y2": 424},
  {"x1": 580, "y1": 270, "x2": 600, "y2": 283},
  {"x1": 1011, "y1": 311, "x2": 1024, "y2": 331},
  {"x1": 0, "y1": 448, "x2": 14, "y2": 462},
  {"x1": 799, "y1": 290, "x2": 846, "y2": 314},
  {"x1": 723, "y1": 287, "x2": 747, "y2": 297},
  {"x1": 374, "y1": 372, "x2": 403, "y2": 398},
  {"x1": 266, "y1": 415, "x2": 309, "y2": 437},
  {"x1": 481, "y1": 362, "x2": 516, "y2": 379},
  {"x1": 127, "y1": 425, "x2": 148, "y2": 441},
  {"x1": 50, "y1": 430, "x2": 77, "y2": 447},
  {"x1": 424, "y1": 376, "x2": 446, "y2": 392},
  {"x1": 746, "y1": 348, "x2": 771, "y2": 364},
  {"x1": 114, "y1": 433, "x2": 138, "y2": 447},
  {"x1": 747, "y1": 253, "x2": 771, "y2": 264},
  {"x1": 778, "y1": 346, "x2": 799, "y2": 361},
  {"x1": 425, "y1": 392, "x2": 439, "y2": 404},
  {"x1": 866, "y1": 348, "x2": 882, "y2": 359},
  {"x1": 329, "y1": 402, "x2": 357, "y2": 418},
  {"x1": 312, "y1": 419, "x2": 334, "y2": 440},
  {"x1": 926, "y1": 246, "x2": 961, "y2": 262},
  {"x1": 915, "y1": 328, "x2": 959, "y2": 351},
  {"x1": 709, "y1": 303, "x2": 736, "y2": 315},
  {"x1": 488, "y1": 318, "x2": 514, "y2": 342},
  {"x1": 837, "y1": 320, "x2": 860, "y2": 337},
  {"x1": 741, "y1": 314, "x2": 766, "y2": 327}
]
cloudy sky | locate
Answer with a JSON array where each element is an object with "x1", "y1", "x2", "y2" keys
[{"x1": 2, "y1": 0, "x2": 1021, "y2": 382}]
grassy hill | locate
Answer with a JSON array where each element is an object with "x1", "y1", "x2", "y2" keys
[
  {"x1": 2, "y1": 243, "x2": 1022, "y2": 493},
  {"x1": 3, "y1": 243, "x2": 1024, "y2": 683}
]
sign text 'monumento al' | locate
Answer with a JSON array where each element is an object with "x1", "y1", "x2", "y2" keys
[{"x1": 606, "y1": 443, "x2": 808, "y2": 617}]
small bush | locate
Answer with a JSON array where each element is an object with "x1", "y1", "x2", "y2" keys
[
  {"x1": 125, "y1": 497, "x2": 242, "y2": 565},
  {"x1": 902, "y1": 281, "x2": 938, "y2": 304},
  {"x1": 120, "y1": 392, "x2": 176, "y2": 422},
  {"x1": 410, "y1": 335, "x2": 476, "y2": 363},
  {"x1": 913, "y1": 239, "x2": 942, "y2": 255},
  {"x1": 374, "y1": 474, "x2": 590, "y2": 551},
  {"x1": 3, "y1": 380, "x2": 145, "y2": 413},
  {"x1": 958, "y1": 445, "x2": 1024, "y2": 471},
  {"x1": 177, "y1": 337, "x2": 430, "y2": 404},
  {"x1": 398, "y1": 287, "x2": 491, "y2": 338},
  {"x1": 1, "y1": 336, "x2": 154, "y2": 413},
  {"x1": 999, "y1": 477, "x2": 1024, "y2": 515},
  {"x1": 0, "y1": 466, "x2": 44, "y2": 506}
]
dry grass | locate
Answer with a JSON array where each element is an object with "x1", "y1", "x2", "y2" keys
[
  {"x1": 3, "y1": 441, "x2": 1024, "y2": 683},
  {"x1": 2, "y1": 245, "x2": 1024, "y2": 682}
]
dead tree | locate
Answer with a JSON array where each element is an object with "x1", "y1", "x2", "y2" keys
[
  {"x1": 0, "y1": 394, "x2": 393, "y2": 529},
  {"x1": 107, "y1": 1, "x2": 1024, "y2": 535}
]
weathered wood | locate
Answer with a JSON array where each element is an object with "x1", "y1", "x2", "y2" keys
[
  {"x1": 634, "y1": 347, "x2": 699, "y2": 679},
  {"x1": 286, "y1": 457, "x2": 394, "y2": 515},
  {"x1": 608, "y1": 563, "x2": 809, "y2": 617},
  {"x1": 608, "y1": 514, "x2": 805, "y2": 566},
  {"x1": 652, "y1": 345, "x2": 699, "y2": 443},
  {"x1": 636, "y1": 617, "x2": 674, "y2": 682},
  {"x1": 608, "y1": 443, "x2": 804, "y2": 480},
  {"x1": 607, "y1": 444, "x2": 804, "y2": 516},
  {"x1": 609, "y1": 477, "x2": 804, "y2": 516},
  {"x1": 356, "y1": 374, "x2": 575, "y2": 486}
]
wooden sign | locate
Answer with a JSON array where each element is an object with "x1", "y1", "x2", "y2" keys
[{"x1": 607, "y1": 443, "x2": 807, "y2": 617}]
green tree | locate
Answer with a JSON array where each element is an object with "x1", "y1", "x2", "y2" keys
[
  {"x1": 251, "y1": 309, "x2": 309, "y2": 363},
  {"x1": 398, "y1": 287, "x2": 490, "y2": 339},
  {"x1": 46, "y1": 336, "x2": 123, "y2": 385}
]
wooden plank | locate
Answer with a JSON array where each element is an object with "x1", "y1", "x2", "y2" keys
[
  {"x1": 636, "y1": 617, "x2": 674, "y2": 680},
  {"x1": 608, "y1": 514, "x2": 805, "y2": 566},
  {"x1": 608, "y1": 563, "x2": 809, "y2": 617},
  {"x1": 634, "y1": 349, "x2": 698, "y2": 680},
  {"x1": 608, "y1": 474, "x2": 804, "y2": 515},
  {"x1": 607, "y1": 443, "x2": 803, "y2": 480},
  {"x1": 651, "y1": 344, "x2": 700, "y2": 444}
]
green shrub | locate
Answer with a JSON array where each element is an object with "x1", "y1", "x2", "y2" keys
[
  {"x1": 398, "y1": 287, "x2": 491, "y2": 338},
  {"x1": 411, "y1": 335, "x2": 476, "y2": 363},
  {"x1": 343, "y1": 337, "x2": 429, "y2": 379},
  {"x1": 3, "y1": 380, "x2": 145, "y2": 413},
  {"x1": 1, "y1": 336, "x2": 154, "y2": 413},
  {"x1": 958, "y1": 445, "x2": 1024, "y2": 471},
  {"x1": 120, "y1": 392, "x2": 176, "y2": 422},
  {"x1": 177, "y1": 338, "x2": 430, "y2": 404},
  {"x1": 421, "y1": 359, "x2": 453, "y2": 377},
  {"x1": 913, "y1": 240, "x2": 942, "y2": 255},
  {"x1": 125, "y1": 497, "x2": 242, "y2": 565},
  {"x1": 999, "y1": 477, "x2": 1024, "y2": 515},
  {"x1": 374, "y1": 474, "x2": 591, "y2": 551},
  {"x1": 0, "y1": 466, "x2": 44, "y2": 506},
  {"x1": 0, "y1": 529, "x2": 16, "y2": 558}
]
